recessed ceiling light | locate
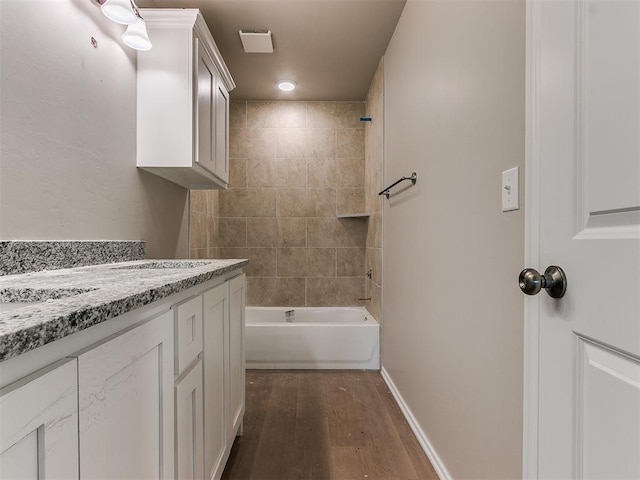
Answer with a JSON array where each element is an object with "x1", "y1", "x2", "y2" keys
[{"x1": 277, "y1": 80, "x2": 296, "y2": 92}]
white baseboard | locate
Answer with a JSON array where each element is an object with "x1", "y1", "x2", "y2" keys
[{"x1": 380, "y1": 366, "x2": 452, "y2": 480}]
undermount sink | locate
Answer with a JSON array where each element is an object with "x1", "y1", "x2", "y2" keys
[
  {"x1": 0, "y1": 287, "x2": 96, "y2": 313},
  {"x1": 114, "y1": 261, "x2": 213, "y2": 270}
]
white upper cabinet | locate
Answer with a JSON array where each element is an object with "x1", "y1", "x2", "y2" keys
[{"x1": 137, "y1": 9, "x2": 235, "y2": 190}]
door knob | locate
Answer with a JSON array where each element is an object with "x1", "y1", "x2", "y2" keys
[{"x1": 519, "y1": 266, "x2": 567, "y2": 298}]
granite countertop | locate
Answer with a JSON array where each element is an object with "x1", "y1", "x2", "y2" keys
[{"x1": 0, "y1": 259, "x2": 248, "y2": 362}]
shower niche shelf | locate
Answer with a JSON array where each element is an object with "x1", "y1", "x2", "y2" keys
[{"x1": 337, "y1": 213, "x2": 370, "y2": 219}]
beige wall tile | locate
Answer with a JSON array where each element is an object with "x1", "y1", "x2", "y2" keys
[
  {"x1": 336, "y1": 129, "x2": 365, "y2": 158},
  {"x1": 306, "y1": 103, "x2": 337, "y2": 128},
  {"x1": 306, "y1": 248, "x2": 336, "y2": 277},
  {"x1": 367, "y1": 211, "x2": 382, "y2": 249},
  {"x1": 247, "y1": 218, "x2": 278, "y2": 247},
  {"x1": 219, "y1": 247, "x2": 275, "y2": 277},
  {"x1": 337, "y1": 248, "x2": 364, "y2": 277},
  {"x1": 335, "y1": 218, "x2": 368, "y2": 247},
  {"x1": 306, "y1": 102, "x2": 365, "y2": 129},
  {"x1": 246, "y1": 247, "x2": 276, "y2": 277},
  {"x1": 278, "y1": 218, "x2": 306, "y2": 247},
  {"x1": 307, "y1": 218, "x2": 338, "y2": 247},
  {"x1": 365, "y1": 247, "x2": 382, "y2": 286},
  {"x1": 277, "y1": 248, "x2": 307, "y2": 277},
  {"x1": 247, "y1": 277, "x2": 306, "y2": 307},
  {"x1": 365, "y1": 280, "x2": 381, "y2": 323},
  {"x1": 306, "y1": 188, "x2": 336, "y2": 217},
  {"x1": 275, "y1": 159, "x2": 307, "y2": 187},
  {"x1": 247, "y1": 101, "x2": 306, "y2": 128},
  {"x1": 219, "y1": 189, "x2": 276, "y2": 217},
  {"x1": 336, "y1": 158, "x2": 365, "y2": 187},
  {"x1": 247, "y1": 158, "x2": 276, "y2": 187},
  {"x1": 212, "y1": 191, "x2": 220, "y2": 218},
  {"x1": 190, "y1": 190, "x2": 207, "y2": 214},
  {"x1": 277, "y1": 129, "x2": 335, "y2": 158},
  {"x1": 229, "y1": 158, "x2": 247, "y2": 189},
  {"x1": 230, "y1": 101, "x2": 247, "y2": 129},
  {"x1": 308, "y1": 218, "x2": 366, "y2": 248},
  {"x1": 277, "y1": 188, "x2": 307, "y2": 217},
  {"x1": 217, "y1": 247, "x2": 248, "y2": 260},
  {"x1": 337, "y1": 188, "x2": 365, "y2": 215},
  {"x1": 190, "y1": 212, "x2": 206, "y2": 250},
  {"x1": 307, "y1": 158, "x2": 336, "y2": 187},
  {"x1": 230, "y1": 128, "x2": 276, "y2": 158},
  {"x1": 306, "y1": 278, "x2": 364, "y2": 306},
  {"x1": 334, "y1": 103, "x2": 366, "y2": 129},
  {"x1": 218, "y1": 218, "x2": 247, "y2": 248}
]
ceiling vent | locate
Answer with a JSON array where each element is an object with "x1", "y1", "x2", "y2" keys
[{"x1": 239, "y1": 30, "x2": 274, "y2": 53}]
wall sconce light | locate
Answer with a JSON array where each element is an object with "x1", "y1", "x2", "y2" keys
[
  {"x1": 122, "y1": 15, "x2": 152, "y2": 51},
  {"x1": 95, "y1": 0, "x2": 152, "y2": 51}
]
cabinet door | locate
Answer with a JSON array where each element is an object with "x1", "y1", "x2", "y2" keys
[
  {"x1": 195, "y1": 36, "x2": 216, "y2": 176},
  {"x1": 174, "y1": 295, "x2": 203, "y2": 376},
  {"x1": 176, "y1": 360, "x2": 204, "y2": 480},
  {"x1": 203, "y1": 283, "x2": 228, "y2": 480},
  {"x1": 228, "y1": 274, "x2": 246, "y2": 442},
  {"x1": 0, "y1": 359, "x2": 78, "y2": 480},
  {"x1": 78, "y1": 311, "x2": 174, "y2": 480},
  {"x1": 214, "y1": 74, "x2": 230, "y2": 184}
]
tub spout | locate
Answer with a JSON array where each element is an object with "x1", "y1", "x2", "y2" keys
[{"x1": 285, "y1": 309, "x2": 295, "y2": 322}]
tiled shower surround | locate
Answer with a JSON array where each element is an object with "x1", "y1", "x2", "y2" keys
[
  {"x1": 221, "y1": 100, "x2": 366, "y2": 307},
  {"x1": 190, "y1": 93, "x2": 383, "y2": 317}
]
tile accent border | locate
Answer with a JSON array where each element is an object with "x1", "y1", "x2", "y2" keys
[{"x1": 0, "y1": 241, "x2": 146, "y2": 275}]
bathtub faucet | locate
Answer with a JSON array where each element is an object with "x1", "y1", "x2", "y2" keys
[{"x1": 285, "y1": 309, "x2": 295, "y2": 322}]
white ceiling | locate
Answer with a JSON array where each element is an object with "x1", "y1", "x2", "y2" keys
[{"x1": 135, "y1": 0, "x2": 407, "y2": 101}]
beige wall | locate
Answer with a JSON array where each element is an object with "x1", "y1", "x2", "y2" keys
[
  {"x1": 364, "y1": 59, "x2": 385, "y2": 322},
  {"x1": 0, "y1": 0, "x2": 189, "y2": 259},
  {"x1": 217, "y1": 101, "x2": 368, "y2": 307},
  {"x1": 383, "y1": 1, "x2": 525, "y2": 478}
]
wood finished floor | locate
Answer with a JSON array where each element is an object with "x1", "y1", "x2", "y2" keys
[{"x1": 221, "y1": 370, "x2": 439, "y2": 480}]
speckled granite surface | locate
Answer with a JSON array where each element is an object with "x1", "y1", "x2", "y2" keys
[
  {"x1": 0, "y1": 241, "x2": 146, "y2": 275},
  {"x1": 0, "y1": 259, "x2": 248, "y2": 362}
]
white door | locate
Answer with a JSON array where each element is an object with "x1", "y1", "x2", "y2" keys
[{"x1": 525, "y1": 0, "x2": 640, "y2": 478}]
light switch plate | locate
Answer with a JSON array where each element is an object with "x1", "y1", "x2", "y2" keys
[{"x1": 502, "y1": 166, "x2": 519, "y2": 212}]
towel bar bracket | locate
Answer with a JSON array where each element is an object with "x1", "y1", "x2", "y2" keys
[{"x1": 378, "y1": 172, "x2": 417, "y2": 198}]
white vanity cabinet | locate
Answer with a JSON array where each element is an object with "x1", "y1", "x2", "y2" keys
[
  {"x1": 203, "y1": 282, "x2": 228, "y2": 480},
  {"x1": 203, "y1": 274, "x2": 246, "y2": 480},
  {"x1": 0, "y1": 358, "x2": 79, "y2": 480},
  {"x1": 77, "y1": 311, "x2": 175, "y2": 480},
  {"x1": 0, "y1": 269, "x2": 245, "y2": 480},
  {"x1": 228, "y1": 274, "x2": 246, "y2": 444},
  {"x1": 175, "y1": 360, "x2": 204, "y2": 480},
  {"x1": 137, "y1": 9, "x2": 235, "y2": 189}
]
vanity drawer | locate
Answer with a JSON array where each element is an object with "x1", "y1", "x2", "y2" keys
[{"x1": 173, "y1": 296, "x2": 203, "y2": 375}]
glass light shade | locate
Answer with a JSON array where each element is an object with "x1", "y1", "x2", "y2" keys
[
  {"x1": 122, "y1": 17, "x2": 152, "y2": 51},
  {"x1": 101, "y1": 0, "x2": 137, "y2": 25},
  {"x1": 277, "y1": 80, "x2": 296, "y2": 92}
]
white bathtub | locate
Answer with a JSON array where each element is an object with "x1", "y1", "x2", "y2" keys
[{"x1": 245, "y1": 306, "x2": 380, "y2": 370}]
